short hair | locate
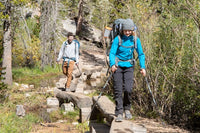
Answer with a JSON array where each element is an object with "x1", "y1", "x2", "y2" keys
[{"x1": 67, "y1": 32, "x2": 74, "y2": 37}]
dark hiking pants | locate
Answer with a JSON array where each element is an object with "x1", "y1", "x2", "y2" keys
[{"x1": 113, "y1": 67, "x2": 134, "y2": 116}]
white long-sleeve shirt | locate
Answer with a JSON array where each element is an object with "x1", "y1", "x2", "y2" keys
[{"x1": 57, "y1": 40, "x2": 79, "y2": 63}]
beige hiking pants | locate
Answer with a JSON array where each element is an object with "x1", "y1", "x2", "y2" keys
[{"x1": 62, "y1": 61, "x2": 75, "y2": 88}]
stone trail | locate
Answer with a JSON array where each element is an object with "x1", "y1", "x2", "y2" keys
[
  {"x1": 49, "y1": 44, "x2": 189, "y2": 133},
  {"x1": 53, "y1": 45, "x2": 147, "y2": 132}
]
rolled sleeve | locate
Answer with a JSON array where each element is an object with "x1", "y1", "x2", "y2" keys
[
  {"x1": 57, "y1": 42, "x2": 65, "y2": 61},
  {"x1": 109, "y1": 37, "x2": 119, "y2": 67},
  {"x1": 135, "y1": 38, "x2": 145, "y2": 69},
  {"x1": 75, "y1": 42, "x2": 79, "y2": 63}
]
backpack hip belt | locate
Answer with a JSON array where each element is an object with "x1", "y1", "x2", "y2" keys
[
  {"x1": 63, "y1": 57, "x2": 76, "y2": 67},
  {"x1": 115, "y1": 57, "x2": 135, "y2": 66}
]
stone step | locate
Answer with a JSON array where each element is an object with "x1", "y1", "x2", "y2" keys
[
  {"x1": 110, "y1": 120, "x2": 147, "y2": 133},
  {"x1": 92, "y1": 96, "x2": 116, "y2": 124},
  {"x1": 92, "y1": 96, "x2": 147, "y2": 133},
  {"x1": 82, "y1": 65, "x2": 103, "y2": 75},
  {"x1": 56, "y1": 89, "x2": 92, "y2": 108}
]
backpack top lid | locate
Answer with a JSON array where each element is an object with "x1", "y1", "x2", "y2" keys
[
  {"x1": 122, "y1": 19, "x2": 135, "y2": 31},
  {"x1": 114, "y1": 18, "x2": 135, "y2": 31}
]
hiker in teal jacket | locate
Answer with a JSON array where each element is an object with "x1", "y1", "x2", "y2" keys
[{"x1": 109, "y1": 22, "x2": 146, "y2": 122}]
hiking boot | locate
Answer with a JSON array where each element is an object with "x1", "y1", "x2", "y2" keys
[
  {"x1": 125, "y1": 110, "x2": 132, "y2": 120},
  {"x1": 115, "y1": 114, "x2": 123, "y2": 122}
]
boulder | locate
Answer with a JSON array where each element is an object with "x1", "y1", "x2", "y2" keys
[
  {"x1": 16, "y1": 105, "x2": 25, "y2": 117},
  {"x1": 62, "y1": 18, "x2": 77, "y2": 35},
  {"x1": 61, "y1": 18, "x2": 102, "y2": 43},
  {"x1": 47, "y1": 97, "x2": 59, "y2": 108},
  {"x1": 61, "y1": 102, "x2": 74, "y2": 112}
]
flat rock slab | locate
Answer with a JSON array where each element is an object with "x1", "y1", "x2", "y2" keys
[
  {"x1": 56, "y1": 90, "x2": 92, "y2": 108},
  {"x1": 93, "y1": 96, "x2": 115, "y2": 123},
  {"x1": 93, "y1": 96, "x2": 147, "y2": 133},
  {"x1": 82, "y1": 65, "x2": 103, "y2": 75},
  {"x1": 110, "y1": 120, "x2": 147, "y2": 133}
]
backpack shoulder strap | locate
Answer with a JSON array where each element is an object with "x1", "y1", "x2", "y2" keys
[
  {"x1": 73, "y1": 40, "x2": 77, "y2": 55},
  {"x1": 64, "y1": 41, "x2": 68, "y2": 46},
  {"x1": 117, "y1": 35, "x2": 122, "y2": 46},
  {"x1": 63, "y1": 41, "x2": 67, "y2": 52},
  {"x1": 73, "y1": 40, "x2": 80, "y2": 56},
  {"x1": 134, "y1": 33, "x2": 137, "y2": 49},
  {"x1": 118, "y1": 35, "x2": 135, "y2": 48}
]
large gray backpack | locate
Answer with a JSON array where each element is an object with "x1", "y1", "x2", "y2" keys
[{"x1": 104, "y1": 18, "x2": 139, "y2": 55}]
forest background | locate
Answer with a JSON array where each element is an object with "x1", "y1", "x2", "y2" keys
[{"x1": 0, "y1": 0, "x2": 200, "y2": 131}]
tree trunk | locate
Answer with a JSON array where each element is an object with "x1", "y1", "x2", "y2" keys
[
  {"x1": 2, "y1": 0, "x2": 12, "y2": 85},
  {"x1": 40, "y1": 0, "x2": 57, "y2": 70},
  {"x1": 76, "y1": 0, "x2": 84, "y2": 35}
]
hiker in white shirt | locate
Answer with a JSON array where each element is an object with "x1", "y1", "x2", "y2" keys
[{"x1": 57, "y1": 32, "x2": 79, "y2": 91}]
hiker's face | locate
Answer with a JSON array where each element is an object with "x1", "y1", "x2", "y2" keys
[
  {"x1": 123, "y1": 30, "x2": 132, "y2": 37},
  {"x1": 68, "y1": 36, "x2": 74, "y2": 43}
]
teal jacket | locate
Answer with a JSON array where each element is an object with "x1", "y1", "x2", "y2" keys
[{"x1": 109, "y1": 35, "x2": 145, "y2": 69}]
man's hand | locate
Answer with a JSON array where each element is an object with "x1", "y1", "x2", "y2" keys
[
  {"x1": 56, "y1": 60, "x2": 60, "y2": 63},
  {"x1": 140, "y1": 69, "x2": 146, "y2": 77},
  {"x1": 111, "y1": 65, "x2": 118, "y2": 73}
]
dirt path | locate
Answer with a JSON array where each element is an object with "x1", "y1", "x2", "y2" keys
[
  {"x1": 31, "y1": 118, "x2": 189, "y2": 133},
  {"x1": 31, "y1": 123, "x2": 81, "y2": 133},
  {"x1": 133, "y1": 117, "x2": 189, "y2": 133}
]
